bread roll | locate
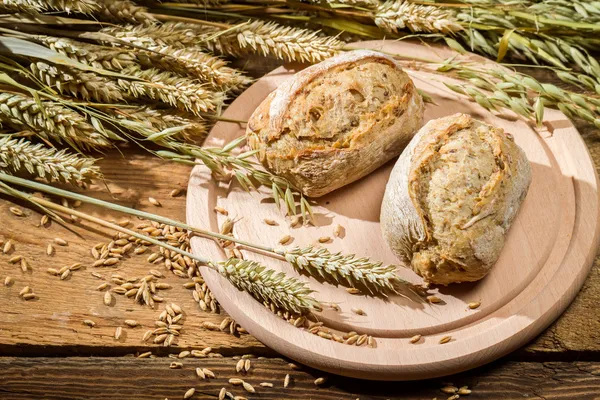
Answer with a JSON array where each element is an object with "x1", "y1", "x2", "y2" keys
[
  {"x1": 246, "y1": 49, "x2": 424, "y2": 197},
  {"x1": 380, "y1": 113, "x2": 532, "y2": 285}
]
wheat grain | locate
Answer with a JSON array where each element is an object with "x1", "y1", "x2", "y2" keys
[
  {"x1": 0, "y1": 93, "x2": 111, "y2": 151},
  {"x1": 83, "y1": 319, "x2": 96, "y2": 327},
  {"x1": 184, "y1": 388, "x2": 195, "y2": 399},
  {"x1": 1, "y1": 0, "x2": 99, "y2": 13},
  {"x1": 284, "y1": 374, "x2": 290, "y2": 388},
  {"x1": 115, "y1": 326, "x2": 122, "y2": 340},
  {"x1": 439, "y1": 336, "x2": 452, "y2": 344},
  {"x1": 3, "y1": 239, "x2": 13, "y2": 254},
  {"x1": 259, "y1": 382, "x2": 273, "y2": 388},
  {"x1": 409, "y1": 334, "x2": 422, "y2": 344},
  {"x1": 138, "y1": 351, "x2": 152, "y2": 358}
]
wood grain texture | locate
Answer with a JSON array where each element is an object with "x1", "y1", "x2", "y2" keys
[
  {"x1": 0, "y1": 152, "x2": 265, "y2": 357},
  {"x1": 186, "y1": 41, "x2": 600, "y2": 379},
  {"x1": 2, "y1": 357, "x2": 600, "y2": 399},
  {"x1": 0, "y1": 48, "x2": 599, "y2": 398}
]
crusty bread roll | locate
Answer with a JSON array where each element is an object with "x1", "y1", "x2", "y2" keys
[
  {"x1": 246, "y1": 49, "x2": 424, "y2": 197},
  {"x1": 380, "y1": 113, "x2": 532, "y2": 285}
]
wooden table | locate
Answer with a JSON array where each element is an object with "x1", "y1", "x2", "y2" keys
[{"x1": 1, "y1": 63, "x2": 600, "y2": 400}]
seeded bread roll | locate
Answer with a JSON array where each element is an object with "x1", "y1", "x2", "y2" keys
[
  {"x1": 246, "y1": 50, "x2": 424, "y2": 197},
  {"x1": 380, "y1": 113, "x2": 532, "y2": 285}
]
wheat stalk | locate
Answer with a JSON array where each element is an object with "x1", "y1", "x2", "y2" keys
[
  {"x1": 97, "y1": 0, "x2": 157, "y2": 24},
  {"x1": 211, "y1": 258, "x2": 321, "y2": 315},
  {"x1": 282, "y1": 246, "x2": 415, "y2": 296},
  {"x1": 0, "y1": 135, "x2": 100, "y2": 186},
  {"x1": 0, "y1": 92, "x2": 112, "y2": 151},
  {"x1": 30, "y1": 61, "x2": 125, "y2": 103},
  {"x1": 374, "y1": 0, "x2": 463, "y2": 34},
  {"x1": 117, "y1": 66, "x2": 226, "y2": 116}
]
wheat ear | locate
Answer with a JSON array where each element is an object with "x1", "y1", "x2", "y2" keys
[
  {"x1": 117, "y1": 66, "x2": 226, "y2": 116},
  {"x1": 136, "y1": 46, "x2": 253, "y2": 92},
  {"x1": 112, "y1": 106, "x2": 210, "y2": 145},
  {"x1": 96, "y1": 0, "x2": 157, "y2": 24},
  {"x1": 374, "y1": 0, "x2": 463, "y2": 34},
  {"x1": 30, "y1": 61, "x2": 125, "y2": 103},
  {"x1": 211, "y1": 258, "x2": 322, "y2": 315},
  {"x1": 206, "y1": 20, "x2": 345, "y2": 63},
  {"x1": 0, "y1": 135, "x2": 100, "y2": 186},
  {"x1": 0, "y1": 92, "x2": 111, "y2": 151}
]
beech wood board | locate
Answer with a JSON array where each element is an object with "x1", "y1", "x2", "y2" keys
[{"x1": 187, "y1": 41, "x2": 600, "y2": 380}]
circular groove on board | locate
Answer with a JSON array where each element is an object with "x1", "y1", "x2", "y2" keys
[{"x1": 187, "y1": 41, "x2": 600, "y2": 380}]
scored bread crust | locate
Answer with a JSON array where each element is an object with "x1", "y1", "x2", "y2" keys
[
  {"x1": 380, "y1": 113, "x2": 532, "y2": 285},
  {"x1": 246, "y1": 49, "x2": 424, "y2": 197}
]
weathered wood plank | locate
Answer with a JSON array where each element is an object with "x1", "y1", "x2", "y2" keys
[
  {"x1": 0, "y1": 151, "x2": 267, "y2": 356},
  {"x1": 0, "y1": 66, "x2": 599, "y2": 360},
  {"x1": 1, "y1": 357, "x2": 600, "y2": 399}
]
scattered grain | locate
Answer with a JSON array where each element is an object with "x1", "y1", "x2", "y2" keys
[
  {"x1": 447, "y1": 395, "x2": 460, "y2": 400},
  {"x1": 138, "y1": 351, "x2": 152, "y2": 358},
  {"x1": 115, "y1": 327, "x2": 122, "y2": 340},
  {"x1": 54, "y1": 238, "x2": 68, "y2": 246},
  {"x1": 284, "y1": 374, "x2": 291, "y2": 388},
  {"x1": 410, "y1": 334, "x2": 422, "y2": 344},
  {"x1": 244, "y1": 359, "x2": 251, "y2": 372},
  {"x1": 351, "y1": 307, "x2": 366, "y2": 316},
  {"x1": 202, "y1": 368, "x2": 215, "y2": 378},
  {"x1": 124, "y1": 319, "x2": 139, "y2": 328},
  {"x1": 356, "y1": 334, "x2": 368, "y2": 346},
  {"x1": 103, "y1": 258, "x2": 119, "y2": 266},
  {"x1": 468, "y1": 301, "x2": 481, "y2": 310},
  {"x1": 169, "y1": 362, "x2": 183, "y2": 369},
  {"x1": 104, "y1": 291, "x2": 112, "y2": 306},
  {"x1": 318, "y1": 236, "x2": 331, "y2": 243},
  {"x1": 3, "y1": 239, "x2": 13, "y2": 254},
  {"x1": 9, "y1": 207, "x2": 23, "y2": 216},
  {"x1": 333, "y1": 224, "x2": 343, "y2": 237},
  {"x1": 367, "y1": 336, "x2": 376, "y2": 348},
  {"x1": 148, "y1": 197, "x2": 161, "y2": 207},
  {"x1": 4, "y1": 276, "x2": 14, "y2": 286},
  {"x1": 83, "y1": 319, "x2": 96, "y2": 327},
  {"x1": 264, "y1": 218, "x2": 278, "y2": 226},
  {"x1": 314, "y1": 377, "x2": 327, "y2": 386},
  {"x1": 458, "y1": 386, "x2": 471, "y2": 395},
  {"x1": 229, "y1": 378, "x2": 243, "y2": 385},
  {"x1": 142, "y1": 330, "x2": 153, "y2": 342},
  {"x1": 91, "y1": 272, "x2": 103, "y2": 279},
  {"x1": 439, "y1": 336, "x2": 452, "y2": 344},
  {"x1": 214, "y1": 206, "x2": 228, "y2": 215},
  {"x1": 60, "y1": 269, "x2": 71, "y2": 280},
  {"x1": 184, "y1": 388, "x2": 195, "y2": 399},
  {"x1": 8, "y1": 255, "x2": 22, "y2": 264},
  {"x1": 178, "y1": 350, "x2": 190, "y2": 359},
  {"x1": 218, "y1": 388, "x2": 226, "y2": 400},
  {"x1": 23, "y1": 293, "x2": 36, "y2": 300},
  {"x1": 279, "y1": 234, "x2": 292, "y2": 245},
  {"x1": 73, "y1": 200, "x2": 82, "y2": 208},
  {"x1": 259, "y1": 382, "x2": 273, "y2": 388},
  {"x1": 242, "y1": 381, "x2": 255, "y2": 393},
  {"x1": 195, "y1": 367, "x2": 206, "y2": 379},
  {"x1": 19, "y1": 286, "x2": 31, "y2": 296},
  {"x1": 427, "y1": 295, "x2": 442, "y2": 304},
  {"x1": 345, "y1": 288, "x2": 360, "y2": 294},
  {"x1": 41, "y1": 214, "x2": 50, "y2": 226},
  {"x1": 170, "y1": 188, "x2": 183, "y2": 197},
  {"x1": 236, "y1": 359, "x2": 244, "y2": 373}
]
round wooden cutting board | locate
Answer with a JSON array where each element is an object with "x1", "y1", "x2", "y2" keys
[{"x1": 187, "y1": 41, "x2": 600, "y2": 380}]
